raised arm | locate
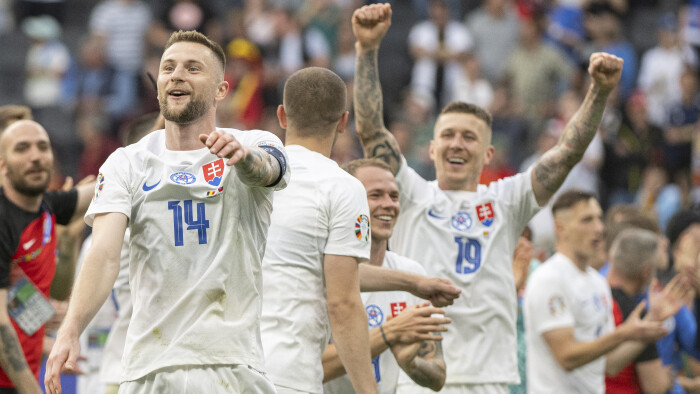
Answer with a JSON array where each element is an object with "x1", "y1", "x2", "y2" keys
[
  {"x1": 324, "y1": 254, "x2": 378, "y2": 394},
  {"x1": 45, "y1": 212, "x2": 126, "y2": 394},
  {"x1": 531, "y1": 53, "x2": 623, "y2": 206},
  {"x1": 199, "y1": 131, "x2": 282, "y2": 187},
  {"x1": 352, "y1": 4, "x2": 402, "y2": 175}
]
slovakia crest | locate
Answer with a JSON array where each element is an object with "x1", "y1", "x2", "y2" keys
[
  {"x1": 170, "y1": 172, "x2": 196, "y2": 185},
  {"x1": 202, "y1": 159, "x2": 224, "y2": 187},
  {"x1": 451, "y1": 211, "x2": 473, "y2": 232},
  {"x1": 366, "y1": 305, "x2": 384, "y2": 327},
  {"x1": 476, "y1": 202, "x2": 495, "y2": 227}
]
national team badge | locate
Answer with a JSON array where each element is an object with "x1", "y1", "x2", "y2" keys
[
  {"x1": 476, "y1": 202, "x2": 495, "y2": 227},
  {"x1": 390, "y1": 302, "x2": 406, "y2": 317},
  {"x1": 366, "y1": 305, "x2": 384, "y2": 327},
  {"x1": 206, "y1": 187, "x2": 224, "y2": 198},
  {"x1": 451, "y1": 211, "x2": 472, "y2": 232},
  {"x1": 93, "y1": 173, "x2": 104, "y2": 201},
  {"x1": 170, "y1": 172, "x2": 196, "y2": 185},
  {"x1": 202, "y1": 159, "x2": 224, "y2": 187},
  {"x1": 355, "y1": 214, "x2": 370, "y2": 242},
  {"x1": 548, "y1": 295, "x2": 566, "y2": 316}
]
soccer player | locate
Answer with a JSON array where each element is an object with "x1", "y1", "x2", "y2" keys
[
  {"x1": 260, "y1": 67, "x2": 377, "y2": 394},
  {"x1": 524, "y1": 191, "x2": 684, "y2": 393},
  {"x1": 45, "y1": 30, "x2": 288, "y2": 394},
  {"x1": 351, "y1": 3, "x2": 624, "y2": 392},
  {"x1": 0, "y1": 119, "x2": 94, "y2": 393},
  {"x1": 323, "y1": 158, "x2": 450, "y2": 393}
]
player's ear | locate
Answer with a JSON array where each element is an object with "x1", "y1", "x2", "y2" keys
[
  {"x1": 336, "y1": 111, "x2": 349, "y2": 134},
  {"x1": 216, "y1": 80, "x2": 229, "y2": 101},
  {"x1": 277, "y1": 105, "x2": 288, "y2": 129}
]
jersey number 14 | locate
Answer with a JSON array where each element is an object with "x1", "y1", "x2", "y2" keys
[{"x1": 168, "y1": 200, "x2": 209, "y2": 246}]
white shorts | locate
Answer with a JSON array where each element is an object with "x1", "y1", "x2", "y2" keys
[
  {"x1": 396, "y1": 382, "x2": 509, "y2": 394},
  {"x1": 119, "y1": 364, "x2": 276, "y2": 394}
]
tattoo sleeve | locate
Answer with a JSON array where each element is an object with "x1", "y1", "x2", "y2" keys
[
  {"x1": 533, "y1": 85, "x2": 610, "y2": 204},
  {"x1": 402, "y1": 340, "x2": 446, "y2": 390},
  {"x1": 354, "y1": 47, "x2": 402, "y2": 174},
  {"x1": 0, "y1": 324, "x2": 29, "y2": 373},
  {"x1": 234, "y1": 147, "x2": 281, "y2": 187}
]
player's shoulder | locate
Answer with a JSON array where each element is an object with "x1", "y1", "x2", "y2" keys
[
  {"x1": 220, "y1": 128, "x2": 283, "y2": 146},
  {"x1": 384, "y1": 251, "x2": 427, "y2": 276},
  {"x1": 528, "y1": 254, "x2": 567, "y2": 284}
]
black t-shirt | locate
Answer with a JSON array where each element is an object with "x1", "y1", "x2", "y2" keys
[
  {"x1": 610, "y1": 287, "x2": 659, "y2": 362},
  {"x1": 0, "y1": 188, "x2": 78, "y2": 288}
]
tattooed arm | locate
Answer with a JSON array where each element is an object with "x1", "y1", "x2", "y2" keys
[
  {"x1": 352, "y1": 4, "x2": 402, "y2": 175},
  {"x1": 392, "y1": 339, "x2": 446, "y2": 391},
  {"x1": 233, "y1": 147, "x2": 282, "y2": 187},
  {"x1": 0, "y1": 289, "x2": 42, "y2": 393},
  {"x1": 531, "y1": 53, "x2": 623, "y2": 206},
  {"x1": 200, "y1": 130, "x2": 282, "y2": 187}
]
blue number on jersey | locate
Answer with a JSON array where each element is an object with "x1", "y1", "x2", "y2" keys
[
  {"x1": 454, "y1": 236, "x2": 482, "y2": 274},
  {"x1": 372, "y1": 355, "x2": 381, "y2": 382},
  {"x1": 168, "y1": 200, "x2": 209, "y2": 246}
]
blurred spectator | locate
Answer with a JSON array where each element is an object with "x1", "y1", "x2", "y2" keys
[
  {"x1": 601, "y1": 90, "x2": 665, "y2": 206},
  {"x1": 490, "y1": 83, "x2": 529, "y2": 169},
  {"x1": 665, "y1": 66, "x2": 700, "y2": 191},
  {"x1": 451, "y1": 53, "x2": 493, "y2": 109},
  {"x1": 682, "y1": 0, "x2": 700, "y2": 65},
  {"x1": 148, "y1": 0, "x2": 224, "y2": 46},
  {"x1": 21, "y1": 15, "x2": 71, "y2": 109},
  {"x1": 637, "y1": 165, "x2": 682, "y2": 232},
  {"x1": 75, "y1": 113, "x2": 120, "y2": 180},
  {"x1": 300, "y1": 0, "x2": 342, "y2": 58},
  {"x1": 217, "y1": 38, "x2": 264, "y2": 130},
  {"x1": 638, "y1": 13, "x2": 697, "y2": 128},
  {"x1": 408, "y1": 0, "x2": 472, "y2": 109},
  {"x1": 503, "y1": 13, "x2": 573, "y2": 133},
  {"x1": 73, "y1": 38, "x2": 115, "y2": 116},
  {"x1": 545, "y1": 0, "x2": 586, "y2": 64},
  {"x1": 14, "y1": 0, "x2": 65, "y2": 24},
  {"x1": 332, "y1": 8, "x2": 355, "y2": 81},
  {"x1": 479, "y1": 133, "x2": 516, "y2": 184},
  {"x1": 89, "y1": 0, "x2": 152, "y2": 120},
  {"x1": 582, "y1": 1, "x2": 637, "y2": 101},
  {"x1": 464, "y1": 0, "x2": 519, "y2": 84},
  {"x1": 0, "y1": 105, "x2": 32, "y2": 133}
]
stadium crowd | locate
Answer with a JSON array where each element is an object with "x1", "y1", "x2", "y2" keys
[{"x1": 0, "y1": 0, "x2": 700, "y2": 393}]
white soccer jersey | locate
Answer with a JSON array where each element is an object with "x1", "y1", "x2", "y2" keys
[
  {"x1": 390, "y1": 158, "x2": 541, "y2": 386},
  {"x1": 261, "y1": 145, "x2": 371, "y2": 393},
  {"x1": 323, "y1": 251, "x2": 426, "y2": 394},
  {"x1": 524, "y1": 253, "x2": 614, "y2": 394},
  {"x1": 85, "y1": 128, "x2": 289, "y2": 382}
]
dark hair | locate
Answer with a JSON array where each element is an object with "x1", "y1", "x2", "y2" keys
[
  {"x1": 283, "y1": 67, "x2": 347, "y2": 135},
  {"x1": 0, "y1": 105, "x2": 33, "y2": 133},
  {"x1": 121, "y1": 112, "x2": 160, "y2": 146},
  {"x1": 551, "y1": 189, "x2": 596, "y2": 215},
  {"x1": 342, "y1": 158, "x2": 393, "y2": 177},
  {"x1": 666, "y1": 209, "x2": 700, "y2": 248},
  {"x1": 165, "y1": 30, "x2": 226, "y2": 77},
  {"x1": 440, "y1": 101, "x2": 493, "y2": 128},
  {"x1": 604, "y1": 214, "x2": 660, "y2": 252}
]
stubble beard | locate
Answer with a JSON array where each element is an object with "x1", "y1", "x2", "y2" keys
[
  {"x1": 6, "y1": 166, "x2": 50, "y2": 197},
  {"x1": 159, "y1": 95, "x2": 209, "y2": 124}
]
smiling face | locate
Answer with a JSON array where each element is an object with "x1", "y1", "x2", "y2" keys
[
  {"x1": 354, "y1": 165, "x2": 400, "y2": 242},
  {"x1": 0, "y1": 120, "x2": 53, "y2": 197},
  {"x1": 430, "y1": 112, "x2": 494, "y2": 191},
  {"x1": 157, "y1": 41, "x2": 228, "y2": 125}
]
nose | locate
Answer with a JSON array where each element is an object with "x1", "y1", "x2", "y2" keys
[
  {"x1": 170, "y1": 64, "x2": 186, "y2": 81},
  {"x1": 379, "y1": 194, "x2": 398, "y2": 210}
]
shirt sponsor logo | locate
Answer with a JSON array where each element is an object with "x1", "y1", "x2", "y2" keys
[
  {"x1": 206, "y1": 187, "x2": 224, "y2": 198},
  {"x1": 170, "y1": 172, "x2": 196, "y2": 185},
  {"x1": 476, "y1": 202, "x2": 495, "y2": 227},
  {"x1": 427, "y1": 209, "x2": 448, "y2": 220},
  {"x1": 202, "y1": 159, "x2": 224, "y2": 187},
  {"x1": 451, "y1": 211, "x2": 473, "y2": 232},
  {"x1": 142, "y1": 180, "x2": 161, "y2": 192},
  {"x1": 93, "y1": 173, "x2": 105, "y2": 200},
  {"x1": 390, "y1": 302, "x2": 406, "y2": 317},
  {"x1": 366, "y1": 304, "x2": 384, "y2": 327},
  {"x1": 355, "y1": 214, "x2": 370, "y2": 242}
]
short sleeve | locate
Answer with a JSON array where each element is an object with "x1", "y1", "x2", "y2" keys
[
  {"x1": 323, "y1": 177, "x2": 371, "y2": 262},
  {"x1": 43, "y1": 190, "x2": 78, "y2": 226},
  {"x1": 85, "y1": 149, "x2": 133, "y2": 226},
  {"x1": 525, "y1": 274, "x2": 575, "y2": 335},
  {"x1": 489, "y1": 169, "x2": 542, "y2": 236}
]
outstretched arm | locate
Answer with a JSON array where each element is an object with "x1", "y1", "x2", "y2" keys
[
  {"x1": 0, "y1": 290, "x2": 42, "y2": 393},
  {"x1": 353, "y1": 3, "x2": 402, "y2": 175},
  {"x1": 358, "y1": 264, "x2": 461, "y2": 306},
  {"x1": 199, "y1": 131, "x2": 282, "y2": 187},
  {"x1": 531, "y1": 53, "x2": 623, "y2": 206}
]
